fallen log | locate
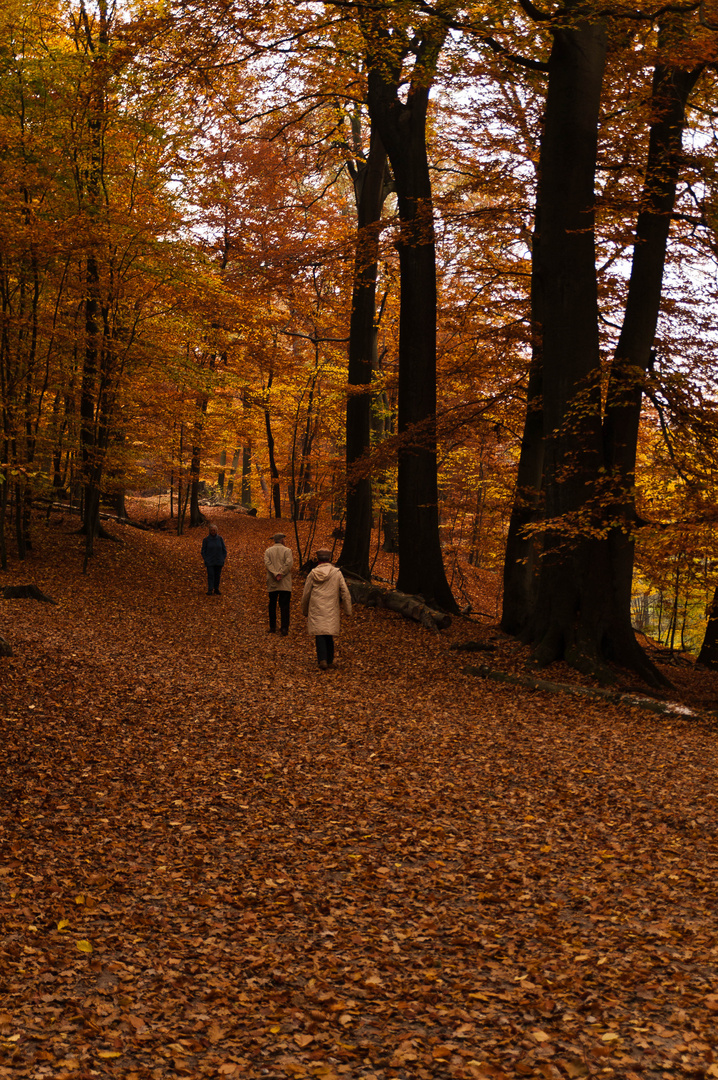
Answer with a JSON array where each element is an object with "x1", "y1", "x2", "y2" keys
[
  {"x1": 346, "y1": 577, "x2": 451, "y2": 630},
  {"x1": 463, "y1": 663, "x2": 700, "y2": 720},
  {"x1": 449, "y1": 640, "x2": 497, "y2": 653}
]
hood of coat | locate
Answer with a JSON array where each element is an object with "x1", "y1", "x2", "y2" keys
[{"x1": 312, "y1": 562, "x2": 335, "y2": 583}]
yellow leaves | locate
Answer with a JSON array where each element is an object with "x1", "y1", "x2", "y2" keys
[
  {"x1": 97, "y1": 1050, "x2": 122, "y2": 1059},
  {"x1": 75, "y1": 939, "x2": 93, "y2": 953},
  {"x1": 56, "y1": 919, "x2": 70, "y2": 931}
]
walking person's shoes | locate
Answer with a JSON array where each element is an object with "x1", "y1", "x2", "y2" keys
[
  {"x1": 214, "y1": 590, "x2": 221, "y2": 595},
  {"x1": 319, "y1": 660, "x2": 328, "y2": 670},
  {"x1": 280, "y1": 628, "x2": 288, "y2": 636}
]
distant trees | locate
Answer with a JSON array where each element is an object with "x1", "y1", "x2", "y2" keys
[{"x1": 0, "y1": 0, "x2": 203, "y2": 562}]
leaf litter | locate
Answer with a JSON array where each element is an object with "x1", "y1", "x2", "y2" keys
[{"x1": 1, "y1": 506, "x2": 718, "y2": 1080}]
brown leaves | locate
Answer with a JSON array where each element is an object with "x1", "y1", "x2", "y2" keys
[{"x1": 2, "y1": 508, "x2": 718, "y2": 1078}]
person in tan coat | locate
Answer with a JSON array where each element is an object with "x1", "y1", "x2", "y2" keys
[
  {"x1": 301, "y1": 547, "x2": 352, "y2": 669},
  {"x1": 264, "y1": 532, "x2": 293, "y2": 635}
]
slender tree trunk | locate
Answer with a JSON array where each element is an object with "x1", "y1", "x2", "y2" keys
[
  {"x1": 241, "y1": 444, "x2": 252, "y2": 507},
  {"x1": 218, "y1": 448, "x2": 227, "y2": 495},
  {"x1": 264, "y1": 372, "x2": 281, "y2": 517},
  {"x1": 501, "y1": 254, "x2": 544, "y2": 633},
  {"x1": 189, "y1": 394, "x2": 208, "y2": 527},
  {"x1": 80, "y1": 251, "x2": 102, "y2": 555},
  {"x1": 339, "y1": 124, "x2": 388, "y2": 579},
  {"x1": 15, "y1": 483, "x2": 25, "y2": 560},
  {"x1": 226, "y1": 447, "x2": 240, "y2": 501},
  {"x1": 0, "y1": 466, "x2": 7, "y2": 570},
  {"x1": 77, "y1": 0, "x2": 112, "y2": 567},
  {"x1": 603, "y1": 35, "x2": 702, "y2": 635}
]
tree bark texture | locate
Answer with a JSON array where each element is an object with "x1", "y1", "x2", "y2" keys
[
  {"x1": 346, "y1": 577, "x2": 452, "y2": 630},
  {"x1": 525, "y1": 17, "x2": 615, "y2": 675},
  {"x1": 602, "y1": 38, "x2": 702, "y2": 626},
  {"x1": 339, "y1": 123, "x2": 388, "y2": 580},
  {"x1": 363, "y1": 8, "x2": 458, "y2": 612},
  {"x1": 501, "y1": 13, "x2": 701, "y2": 686},
  {"x1": 264, "y1": 374, "x2": 282, "y2": 518}
]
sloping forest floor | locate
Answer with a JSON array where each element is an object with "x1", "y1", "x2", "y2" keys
[{"x1": 2, "y1": 504, "x2": 718, "y2": 1080}]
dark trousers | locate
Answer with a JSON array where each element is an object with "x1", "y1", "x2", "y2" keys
[
  {"x1": 268, "y1": 590, "x2": 290, "y2": 631},
  {"x1": 206, "y1": 564, "x2": 223, "y2": 593},
  {"x1": 315, "y1": 635, "x2": 334, "y2": 665}
]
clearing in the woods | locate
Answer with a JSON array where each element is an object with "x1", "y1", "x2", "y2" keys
[{"x1": 2, "y1": 507, "x2": 718, "y2": 1080}]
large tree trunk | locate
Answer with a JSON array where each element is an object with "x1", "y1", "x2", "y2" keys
[
  {"x1": 516, "y1": 14, "x2": 659, "y2": 680},
  {"x1": 363, "y1": 11, "x2": 457, "y2": 611},
  {"x1": 339, "y1": 123, "x2": 387, "y2": 580},
  {"x1": 501, "y1": 11, "x2": 692, "y2": 686},
  {"x1": 524, "y1": 17, "x2": 611, "y2": 673}
]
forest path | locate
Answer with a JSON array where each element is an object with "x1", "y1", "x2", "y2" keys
[{"x1": 2, "y1": 509, "x2": 718, "y2": 1080}]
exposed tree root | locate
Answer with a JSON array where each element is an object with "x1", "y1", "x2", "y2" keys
[
  {"x1": 73, "y1": 522, "x2": 122, "y2": 541},
  {"x1": 463, "y1": 663, "x2": 696, "y2": 720},
  {"x1": 3, "y1": 584, "x2": 56, "y2": 604},
  {"x1": 2, "y1": 584, "x2": 57, "y2": 656}
]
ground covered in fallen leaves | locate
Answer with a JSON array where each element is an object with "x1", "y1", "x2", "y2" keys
[{"x1": 2, "y1": 507, "x2": 718, "y2": 1080}]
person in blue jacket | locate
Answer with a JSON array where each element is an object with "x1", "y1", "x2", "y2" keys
[{"x1": 201, "y1": 523, "x2": 227, "y2": 595}]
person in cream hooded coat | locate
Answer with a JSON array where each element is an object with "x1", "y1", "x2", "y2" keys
[{"x1": 301, "y1": 548, "x2": 352, "y2": 669}]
